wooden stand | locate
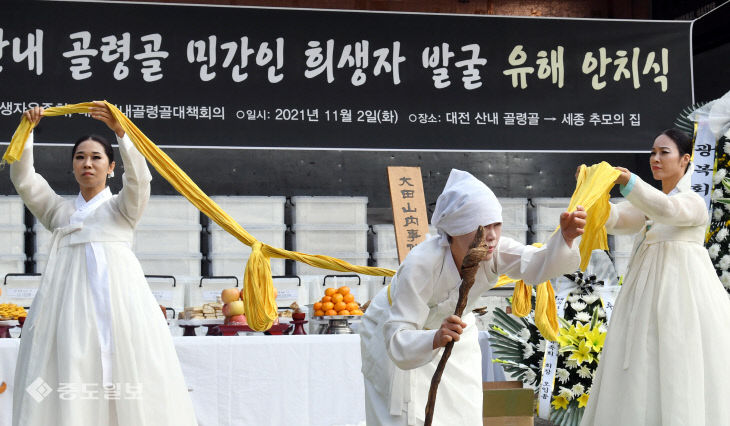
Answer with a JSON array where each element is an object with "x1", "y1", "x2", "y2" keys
[
  {"x1": 218, "y1": 323, "x2": 293, "y2": 336},
  {"x1": 179, "y1": 324, "x2": 200, "y2": 336},
  {"x1": 204, "y1": 325, "x2": 222, "y2": 336},
  {"x1": 0, "y1": 325, "x2": 11, "y2": 338}
]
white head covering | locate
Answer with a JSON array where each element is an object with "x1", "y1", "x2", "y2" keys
[{"x1": 431, "y1": 169, "x2": 502, "y2": 237}]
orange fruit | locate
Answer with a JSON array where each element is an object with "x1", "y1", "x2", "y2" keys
[
  {"x1": 351, "y1": 309, "x2": 363, "y2": 316},
  {"x1": 343, "y1": 293, "x2": 355, "y2": 303},
  {"x1": 331, "y1": 293, "x2": 344, "y2": 304},
  {"x1": 314, "y1": 310, "x2": 325, "y2": 316},
  {"x1": 313, "y1": 302, "x2": 323, "y2": 311},
  {"x1": 321, "y1": 296, "x2": 332, "y2": 303},
  {"x1": 322, "y1": 302, "x2": 334, "y2": 311},
  {"x1": 338, "y1": 309, "x2": 350, "y2": 316},
  {"x1": 337, "y1": 286, "x2": 350, "y2": 295},
  {"x1": 325, "y1": 309, "x2": 337, "y2": 316},
  {"x1": 345, "y1": 302, "x2": 358, "y2": 312},
  {"x1": 325, "y1": 288, "x2": 337, "y2": 297},
  {"x1": 334, "y1": 301, "x2": 347, "y2": 312}
]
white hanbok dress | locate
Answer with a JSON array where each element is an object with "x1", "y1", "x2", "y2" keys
[
  {"x1": 360, "y1": 230, "x2": 580, "y2": 425},
  {"x1": 581, "y1": 170, "x2": 730, "y2": 426},
  {"x1": 10, "y1": 132, "x2": 197, "y2": 426}
]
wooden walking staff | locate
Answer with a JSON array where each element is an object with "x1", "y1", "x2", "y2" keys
[{"x1": 424, "y1": 226, "x2": 488, "y2": 426}]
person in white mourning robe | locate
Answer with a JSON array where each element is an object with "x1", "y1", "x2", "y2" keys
[
  {"x1": 581, "y1": 129, "x2": 730, "y2": 426},
  {"x1": 10, "y1": 104, "x2": 197, "y2": 426},
  {"x1": 359, "y1": 169, "x2": 586, "y2": 425}
]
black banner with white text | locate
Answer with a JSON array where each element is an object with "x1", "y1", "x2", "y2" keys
[{"x1": 0, "y1": 1, "x2": 692, "y2": 152}]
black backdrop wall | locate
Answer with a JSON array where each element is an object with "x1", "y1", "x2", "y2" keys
[{"x1": 692, "y1": 2, "x2": 730, "y2": 104}]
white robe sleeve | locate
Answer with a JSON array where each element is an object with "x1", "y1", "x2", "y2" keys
[
  {"x1": 9, "y1": 131, "x2": 66, "y2": 229},
  {"x1": 624, "y1": 176, "x2": 708, "y2": 227},
  {"x1": 383, "y1": 231, "x2": 580, "y2": 371},
  {"x1": 605, "y1": 201, "x2": 646, "y2": 235},
  {"x1": 495, "y1": 231, "x2": 580, "y2": 283},
  {"x1": 383, "y1": 251, "x2": 442, "y2": 370},
  {"x1": 114, "y1": 134, "x2": 152, "y2": 225}
]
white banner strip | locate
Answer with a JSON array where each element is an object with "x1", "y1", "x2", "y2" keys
[
  {"x1": 691, "y1": 120, "x2": 716, "y2": 213},
  {"x1": 537, "y1": 285, "x2": 572, "y2": 419}
]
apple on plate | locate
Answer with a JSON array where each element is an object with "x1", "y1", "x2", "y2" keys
[
  {"x1": 222, "y1": 301, "x2": 245, "y2": 317},
  {"x1": 227, "y1": 314, "x2": 247, "y2": 325},
  {"x1": 221, "y1": 288, "x2": 240, "y2": 304},
  {"x1": 227, "y1": 300, "x2": 244, "y2": 316}
]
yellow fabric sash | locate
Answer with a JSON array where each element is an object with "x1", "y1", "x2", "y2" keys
[
  {"x1": 568, "y1": 162, "x2": 620, "y2": 270},
  {"x1": 494, "y1": 162, "x2": 620, "y2": 341},
  {"x1": 2, "y1": 102, "x2": 395, "y2": 331}
]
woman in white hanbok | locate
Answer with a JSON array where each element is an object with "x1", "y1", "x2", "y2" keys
[
  {"x1": 359, "y1": 169, "x2": 586, "y2": 425},
  {"x1": 581, "y1": 129, "x2": 730, "y2": 426},
  {"x1": 10, "y1": 104, "x2": 197, "y2": 426}
]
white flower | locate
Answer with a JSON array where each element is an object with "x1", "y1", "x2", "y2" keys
[
  {"x1": 572, "y1": 383, "x2": 585, "y2": 396},
  {"x1": 575, "y1": 312, "x2": 591, "y2": 322},
  {"x1": 525, "y1": 369, "x2": 537, "y2": 384},
  {"x1": 523, "y1": 344, "x2": 535, "y2": 358},
  {"x1": 725, "y1": 141, "x2": 730, "y2": 154},
  {"x1": 714, "y1": 168, "x2": 727, "y2": 184},
  {"x1": 556, "y1": 368, "x2": 570, "y2": 384},
  {"x1": 565, "y1": 358, "x2": 579, "y2": 369},
  {"x1": 578, "y1": 365, "x2": 593, "y2": 378},
  {"x1": 571, "y1": 301, "x2": 587, "y2": 311},
  {"x1": 599, "y1": 324, "x2": 608, "y2": 333},
  {"x1": 709, "y1": 244, "x2": 721, "y2": 260},
  {"x1": 716, "y1": 228, "x2": 729, "y2": 243},
  {"x1": 581, "y1": 294, "x2": 599, "y2": 304},
  {"x1": 721, "y1": 272, "x2": 730, "y2": 288},
  {"x1": 713, "y1": 189, "x2": 725, "y2": 200},
  {"x1": 559, "y1": 386, "x2": 574, "y2": 400},
  {"x1": 517, "y1": 328, "x2": 531, "y2": 341},
  {"x1": 597, "y1": 307, "x2": 606, "y2": 318},
  {"x1": 538, "y1": 339, "x2": 547, "y2": 353},
  {"x1": 568, "y1": 295, "x2": 581, "y2": 304},
  {"x1": 715, "y1": 209, "x2": 725, "y2": 221},
  {"x1": 719, "y1": 254, "x2": 730, "y2": 270}
]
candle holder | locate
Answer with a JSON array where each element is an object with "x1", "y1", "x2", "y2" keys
[{"x1": 291, "y1": 319, "x2": 308, "y2": 335}]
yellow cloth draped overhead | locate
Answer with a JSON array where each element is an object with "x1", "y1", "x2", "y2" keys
[
  {"x1": 493, "y1": 163, "x2": 620, "y2": 341},
  {"x1": 2, "y1": 102, "x2": 396, "y2": 332},
  {"x1": 568, "y1": 162, "x2": 621, "y2": 270}
]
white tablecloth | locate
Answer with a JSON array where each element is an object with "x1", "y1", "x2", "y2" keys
[{"x1": 0, "y1": 335, "x2": 365, "y2": 426}]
